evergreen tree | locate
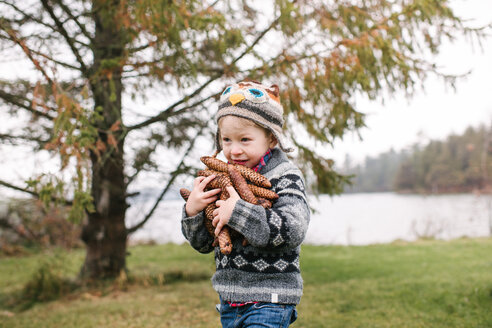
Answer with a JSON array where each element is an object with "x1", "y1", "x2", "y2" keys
[{"x1": 394, "y1": 125, "x2": 492, "y2": 192}]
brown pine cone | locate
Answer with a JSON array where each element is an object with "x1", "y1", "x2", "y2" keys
[
  {"x1": 179, "y1": 188, "x2": 191, "y2": 201},
  {"x1": 206, "y1": 203, "x2": 232, "y2": 254},
  {"x1": 200, "y1": 156, "x2": 228, "y2": 172},
  {"x1": 180, "y1": 188, "x2": 230, "y2": 253},
  {"x1": 216, "y1": 174, "x2": 232, "y2": 199},
  {"x1": 183, "y1": 154, "x2": 278, "y2": 254},
  {"x1": 204, "y1": 203, "x2": 215, "y2": 220},
  {"x1": 204, "y1": 203, "x2": 216, "y2": 235},
  {"x1": 197, "y1": 169, "x2": 223, "y2": 178},
  {"x1": 257, "y1": 198, "x2": 273, "y2": 209},
  {"x1": 201, "y1": 156, "x2": 271, "y2": 188},
  {"x1": 217, "y1": 226, "x2": 233, "y2": 255},
  {"x1": 228, "y1": 164, "x2": 258, "y2": 204},
  {"x1": 232, "y1": 164, "x2": 271, "y2": 188},
  {"x1": 248, "y1": 184, "x2": 279, "y2": 200},
  {"x1": 206, "y1": 178, "x2": 220, "y2": 189}
]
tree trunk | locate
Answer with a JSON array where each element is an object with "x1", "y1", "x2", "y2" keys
[
  {"x1": 80, "y1": 1, "x2": 127, "y2": 279},
  {"x1": 80, "y1": 144, "x2": 127, "y2": 279}
]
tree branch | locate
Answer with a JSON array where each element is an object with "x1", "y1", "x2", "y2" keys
[
  {"x1": 128, "y1": 42, "x2": 154, "y2": 54},
  {"x1": 53, "y1": 0, "x2": 93, "y2": 41},
  {"x1": 126, "y1": 74, "x2": 220, "y2": 131},
  {"x1": 0, "y1": 179, "x2": 38, "y2": 197},
  {"x1": 0, "y1": 178, "x2": 73, "y2": 205},
  {"x1": 0, "y1": 1, "x2": 60, "y2": 33},
  {"x1": 126, "y1": 17, "x2": 281, "y2": 131},
  {"x1": 125, "y1": 142, "x2": 159, "y2": 188},
  {"x1": 40, "y1": 0, "x2": 89, "y2": 75},
  {"x1": 126, "y1": 127, "x2": 203, "y2": 234},
  {"x1": 1, "y1": 28, "x2": 55, "y2": 85},
  {"x1": 30, "y1": 47, "x2": 81, "y2": 71},
  {"x1": 0, "y1": 87, "x2": 56, "y2": 120},
  {"x1": 0, "y1": 133, "x2": 50, "y2": 145}
]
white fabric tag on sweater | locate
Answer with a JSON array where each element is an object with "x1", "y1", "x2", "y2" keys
[{"x1": 271, "y1": 293, "x2": 278, "y2": 303}]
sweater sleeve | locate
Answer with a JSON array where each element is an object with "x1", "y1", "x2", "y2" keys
[
  {"x1": 227, "y1": 171, "x2": 310, "y2": 249},
  {"x1": 181, "y1": 205, "x2": 215, "y2": 254}
]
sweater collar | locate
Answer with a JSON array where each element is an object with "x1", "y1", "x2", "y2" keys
[
  {"x1": 252, "y1": 149, "x2": 272, "y2": 173},
  {"x1": 259, "y1": 147, "x2": 288, "y2": 174}
]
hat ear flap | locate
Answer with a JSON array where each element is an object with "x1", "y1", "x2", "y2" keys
[{"x1": 215, "y1": 127, "x2": 223, "y2": 153}]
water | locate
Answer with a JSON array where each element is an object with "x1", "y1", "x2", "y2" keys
[{"x1": 127, "y1": 193, "x2": 492, "y2": 246}]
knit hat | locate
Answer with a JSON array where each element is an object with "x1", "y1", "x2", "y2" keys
[{"x1": 215, "y1": 80, "x2": 294, "y2": 153}]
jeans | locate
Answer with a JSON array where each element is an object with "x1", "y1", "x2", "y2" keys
[{"x1": 216, "y1": 300, "x2": 298, "y2": 328}]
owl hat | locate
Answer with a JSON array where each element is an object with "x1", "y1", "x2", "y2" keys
[{"x1": 215, "y1": 80, "x2": 294, "y2": 153}]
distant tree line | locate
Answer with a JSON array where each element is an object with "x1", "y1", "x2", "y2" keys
[{"x1": 342, "y1": 124, "x2": 492, "y2": 194}]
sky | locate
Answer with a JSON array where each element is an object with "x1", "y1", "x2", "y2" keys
[{"x1": 329, "y1": 0, "x2": 492, "y2": 165}]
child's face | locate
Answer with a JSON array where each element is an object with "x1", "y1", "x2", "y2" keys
[{"x1": 219, "y1": 116, "x2": 277, "y2": 169}]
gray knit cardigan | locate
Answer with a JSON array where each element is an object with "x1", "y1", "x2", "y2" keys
[{"x1": 181, "y1": 148, "x2": 310, "y2": 304}]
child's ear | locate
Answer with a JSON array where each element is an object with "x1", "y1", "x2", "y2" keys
[{"x1": 269, "y1": 135, "x2": 278, "y2": 148}]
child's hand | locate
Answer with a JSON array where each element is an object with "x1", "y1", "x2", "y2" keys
[
  {"x1": 185, "y1": 175, "x2": 221, "y2": 217},
  {"x1": 212, "y1": 186, "x2": 240, "y2": 236}
]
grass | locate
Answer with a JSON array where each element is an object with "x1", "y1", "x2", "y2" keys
[{"x1": 1, "y1": 239, "x2": 491, "y2": 327}]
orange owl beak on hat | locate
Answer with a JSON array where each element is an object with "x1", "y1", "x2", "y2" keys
[{"x1": 229, "y1": 93, "x2": 245, "y2": 106}]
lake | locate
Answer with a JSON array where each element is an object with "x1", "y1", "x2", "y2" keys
[{"x1": 127, "y1": 193, "x2": 492, "y2": 245}]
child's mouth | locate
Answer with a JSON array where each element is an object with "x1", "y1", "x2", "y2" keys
[{"x1": 233, "y1": 160, "x2": 247, "y2": 165}]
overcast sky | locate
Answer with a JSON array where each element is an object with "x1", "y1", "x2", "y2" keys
[{"x1": 329, "y1": 0, "x2": 492, "y2": 164}]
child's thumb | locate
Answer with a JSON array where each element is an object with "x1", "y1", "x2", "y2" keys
[{"x1": 226, "y1": 186, "x2": 239, "y2": 197}]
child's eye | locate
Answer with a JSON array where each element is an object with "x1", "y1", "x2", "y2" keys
[
  {"x1": 222, "y1": 137, "x2": 231, "y2": 142},
  {"x1": 241, "y1": 138, "x2": 250, "y2": 142},
  {"x1": 248, "y1": 88, "x2": 264, "y2": 98}
]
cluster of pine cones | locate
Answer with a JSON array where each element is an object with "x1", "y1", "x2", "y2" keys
[{"x1": 180, "y1": 156, "x2": 278, "y2": 254}]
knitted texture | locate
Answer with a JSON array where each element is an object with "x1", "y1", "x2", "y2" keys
[
  {"x1": 181, "y1": 148, "x2": 310, "y2": 304},
  {"x1": 215, "y1": 80, "x2": 294, "y2": 153}
]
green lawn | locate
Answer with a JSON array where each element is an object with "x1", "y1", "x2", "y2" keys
[{"x1": 1, "y1": 239, "x2": 491, "y2": 327}]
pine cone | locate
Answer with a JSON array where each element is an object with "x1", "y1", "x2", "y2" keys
[
  {"x1": 183, "y1": 154, "x2": 277, "y2": 254},
  {"x1": 201, "y1": 156, "x2": 271, "y2": 188},
  {"x1": 232, "y1": 164, "x2": 271, "y2": 188},
  {"x1": 217, "y1": 226, "x2": 233, "y2": 255},
  {"x1": 200, "y1": 156, "x2": 229, "y2": 173},
  {"x1": 248, "y1": 184, "x2": 279, "y2": 200},
  {"x1": 179, "y1": 188, "x2": 191, "y2": 200},
  {"x1": 228, "y1": 164, "x2": 258, "y2": 204},
  {"x1": 257, "y1": 198, "x2": 273, "y2": 209}
]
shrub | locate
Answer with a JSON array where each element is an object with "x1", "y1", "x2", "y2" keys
[
  {"x1": 0, "y1": 198, "x2": 82, "y2": 255},
  {"x1": 21, "y1": 252, "x2": 76, "y2": 304}
]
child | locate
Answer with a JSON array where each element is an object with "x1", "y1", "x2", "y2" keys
[{"x1": 181, "y1": 80, "x2": 310, "y2": 327}]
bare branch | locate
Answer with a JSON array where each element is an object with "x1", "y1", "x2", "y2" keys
[
  {"x1": 126, "y1": 74, "x2": 220, "y2": 131},
  {"x1": 0, "y1": 133, "x2": 50, "y2": 145},
  {"x1": 53, "y1": 0, "x2": 93, "y2": 41},
  {"x1": 0, "y1": 178, "x2": 73, "y2": 205},
  {"x1": 0, "y1": 179, "x2": 37, "y2": 198},
  {"x1": 0, "y1": 1, "x2": 59, "y2": 33},
  {"x1": 30, "y1": 47, "x2": 81, "y2": 71},
  {"x1": 0, "y1": 87, "x2": 56, "y2": 120},
  {"x1": 128, "y1": 42, "x2": 154, "y2": 54},
  {"x1": 126, "y1": 128, "x2": 203, "y2": 234},
  {"x1": 1, "y1": 28, "x2": 55, "y2": 85},
  {"x1": 40, "y1": 0, "x2": 89, "y2": 74}
]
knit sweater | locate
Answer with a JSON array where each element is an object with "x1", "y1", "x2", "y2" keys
[{"x1": 181, "y1": 148, "x2": 310, "y2": 304}]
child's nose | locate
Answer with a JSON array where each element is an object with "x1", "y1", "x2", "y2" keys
[{"x1": 231, "y1": 144, "x2": 242, "y2": 155}]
